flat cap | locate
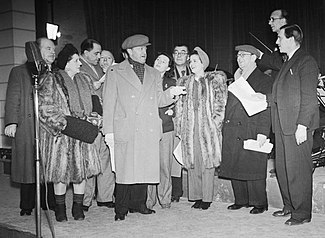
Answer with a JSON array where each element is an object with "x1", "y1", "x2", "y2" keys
[
  {"x1": 121, "y1": 34, "x2": 151, "y2": 50},
  {"x1": 194, "y1": 46, "x2": 209, "y2": 70},
  {"x1": 235, "y1": 44, "x2": 260, "y2": 58},
  {"x1": 57, "y1": 44, "x2": 78, "y2": 70}
]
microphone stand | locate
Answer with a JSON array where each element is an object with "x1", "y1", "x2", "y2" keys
[{"x1": 32, "y1": 71, "x2": 42, "y2": 238}]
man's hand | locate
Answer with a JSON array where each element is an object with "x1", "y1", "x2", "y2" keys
[
  {"x1": 170, "y1": 86, "x2": 187, "y2": 97},
  {"x1": 252, "y1": 93, "x2": 266, "y2": 101},
  {"x1": 93, "y1": 81, "x2": 102, "y2": 90},
  {"x1": 257, "y1": 134, "x2": 267, "y2": 147},
  {"x1": 4, "y1": 124, "x2": 17, "y2": 138},
  {"x1": 295, "y1": 124, "x2": 307, "y2": 145}
]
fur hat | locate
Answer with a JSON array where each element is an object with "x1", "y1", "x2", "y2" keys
[
  {"x1": 193, "y1": 46, "x2": 209, "y2": 70},
  {"x1": 121, "y1": 34, "x2": 151, "y2": 50},
  {"x1": 235, "y1": 45, "x2": 260, "y2": 58},
  {"x1": 57, "y1": 44, "x2": 78, "y2": 69}
]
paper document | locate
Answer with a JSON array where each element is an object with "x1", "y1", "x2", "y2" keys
[
  {"x1": 228, "y1": 77, "x2": 267, "y2": 116},
  {"x1": 173, "y1": 139, "x2": 184, "y2": 166},
  {"x1": 243, "y1": 139, "x2": 273, "y2": 154}
]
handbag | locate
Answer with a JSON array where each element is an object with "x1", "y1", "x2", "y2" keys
[{"x1": 62, "y1": 116, "x2": 98, "y2": 143}]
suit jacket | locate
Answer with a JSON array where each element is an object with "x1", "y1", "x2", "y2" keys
[
  {"x1": 79, "y1": 57, "x2": 104, "y2": 97},
  {"x1": 272, "y1": 48, "x2": 319, "y2": 135},
  {"x1": 102, "y1": 60, "x2": 174, "y2": 184}
]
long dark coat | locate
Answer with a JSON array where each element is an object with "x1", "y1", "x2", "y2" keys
[
  {"x1": 4, "y1": 64, "x2": 35, "y2": 184},
  {"x1": 219, "y1": 68, "x2": 273, "y2": 180}
]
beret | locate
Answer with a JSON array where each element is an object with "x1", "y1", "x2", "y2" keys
[
  {"x1": 193, "y1": 46, "x2": 210, "y2": 70},
  {"x1": 121, "y1": 34, "x2": 151, "y2": 50},
  {"x1": 235, "y1": 44, "x2": 260, "y2": 58},
  {"x1": 57, "y1": 44, "x2": 78, "y2": 69}
]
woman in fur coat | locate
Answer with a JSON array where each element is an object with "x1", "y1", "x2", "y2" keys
[
  {"x1": 38, "y1": 44, "x2": 101, "y2": 222},
  {"x1": 174, "y1": 47, "x2": 227, "y2": 210}
]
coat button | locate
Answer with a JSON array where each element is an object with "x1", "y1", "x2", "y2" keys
[
  {"x1": 28, "y1": 114, "x2": 31, "y2": 117},
  {"x1": 225, "y1": 120, "x2": 230, "y2": 124},
  {"x1": 237, "y1": 122, "x2": 241, "y2": 125},
  {"x1": 236, "y1": 137, "x2": 241, "y2": 141}
]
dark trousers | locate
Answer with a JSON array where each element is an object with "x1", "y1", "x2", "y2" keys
[
  {"x1": 115, "y1": 183, "x2": 147, "y2": 215},
  {"x1": 20, "y1": 182, "x2": 55, "y2": 210},
  {"x1": 275, "y1": 128, "x2": 313, "y2": 220},
  {"x1": 231, "y1": 179, "x2": 267, "y2": 207},
  {"x1": 171, "y1": 175, "x2": 183, "y2": 198}
]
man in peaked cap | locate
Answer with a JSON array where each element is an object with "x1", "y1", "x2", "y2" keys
[
  {"x1": 219, "y1": 44, "x2": 274, "y2": 215},
  {"x1": 102, "y1": 34, "x2": 186, "y2": 221}
]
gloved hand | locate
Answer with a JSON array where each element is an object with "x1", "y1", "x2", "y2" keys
[
  {"x1": 170, "y1": 86, "x2": 187, "y2": 97},
  {"x1": 4, "y1": 124, "x2": 17, "y2": 138},
  {"x1": 257, "y1": 134, "x2": 267, "y2": 147}
]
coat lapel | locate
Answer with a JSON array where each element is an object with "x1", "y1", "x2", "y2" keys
[
  {"x1": 80, "y1": 58, "x2": 100, "y2": 80},
  {"x1": 117, "y1": 60, "x2": 142, "y2": 92}
]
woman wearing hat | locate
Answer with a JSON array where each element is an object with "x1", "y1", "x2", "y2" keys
[
  {"x1": 38, "y1": 44, "x2": 101, "y2": 222},
  {"x1": 174, "y1": 47, "x2": 227, "y2": 210}
]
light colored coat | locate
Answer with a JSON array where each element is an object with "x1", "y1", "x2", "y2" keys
[{"x1": 102, "y1": 60, "x2": 174, "y2": 184}]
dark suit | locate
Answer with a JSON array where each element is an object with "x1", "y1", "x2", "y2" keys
[{"x1": 271, "y1": 48, "x2": 319, "y2": 220}]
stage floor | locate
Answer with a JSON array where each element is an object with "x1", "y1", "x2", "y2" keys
[{"x1": 1, "y1": 162, "x2": 325, "y2": 238}]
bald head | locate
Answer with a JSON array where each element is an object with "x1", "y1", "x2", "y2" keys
[{"x1": 37, "y1": 38, "x2": 56, "y2": 65}]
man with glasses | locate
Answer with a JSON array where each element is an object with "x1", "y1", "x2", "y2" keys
[
  {"x1": 220, "y1": 45, "x2": 273, "y2": 215},
  {"x1": 170, "y1": 44, "x2": 191, "y2": 202}
]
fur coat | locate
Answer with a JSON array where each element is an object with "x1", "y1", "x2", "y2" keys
[
  {"x1": 38, "y1": 70, "x2": 101, "y2": 184},
  {"x1": 174, "y1": 71, "x2": 228, "y2": 169}
]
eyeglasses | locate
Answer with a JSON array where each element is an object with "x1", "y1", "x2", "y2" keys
[
  {"x1": 269, "y1": 17, "x2": 283, "y2": 22},
  {"x1": 173, "y1": 51, "x2": 188, "y2": 56},
  {"x1": 237, "y1": 53, "x2": 252, "y2": 58}
]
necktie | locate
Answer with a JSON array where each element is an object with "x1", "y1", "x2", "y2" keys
[{"x1": 181, "y1": 70, "x2": 185, "y2": 77}]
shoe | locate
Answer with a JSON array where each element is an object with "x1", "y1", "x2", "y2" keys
[
  {"x1": 55, "y1": 204, "x2": 67, "y2": 222},
  {"x1": 20, "y1": 209, "x2": 32, "y2": 216},
  {"x1": 114, "y1": 213, "x2": 126, "y2": 221},
  {"x1": 97, "y1": 201, "x2": 115, "y2": 208},
  {"x1": 171, "y1": 196, "x2": 180, "y2": 202},
  {"x1": 82, "y1": 205, "x2": 89, "y2": 212},
  {"x1": 272, "y1": 209, "x2": 291, "y2": 217},
  {"x1": 191, "y1": 200, "x2": 202, "y2": 209},
  {"x1": 200, "y1": 202, "x2": 211, "y2": 210},
  {"x1": 72, "y1": 202, "x2": 85, "y2": 221},
  {"x1": 227, "y1": 204, "x2": 250, "y2": 210},
  {"x1": 250, "y1": 206, "x2": 268, "y2": 214},
  {"x1": 129, "y1": 207, "x2": 156, "y2": 214},
  {"x1": 285, "y1": 218, "x2": 311, "y2": 226}
]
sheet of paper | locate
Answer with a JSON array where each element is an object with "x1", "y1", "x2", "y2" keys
[
  {"x1": 243, "y1": 139, "x2": 273, "y2": 154},
  {"x1": 228, "y1": 77, "x2": 267, "y2": 116},
  {"x1": 173, "y1": 139, "x2": 184, "y2": 166}
]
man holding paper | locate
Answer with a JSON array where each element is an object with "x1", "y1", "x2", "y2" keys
[{"x1": 219, "y1": 45, "x2": 273, "y2": 215}]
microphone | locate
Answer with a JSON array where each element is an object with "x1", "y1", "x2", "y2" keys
[{"x1": 25, "y1": 41, "x2": 48, "y2": 77}]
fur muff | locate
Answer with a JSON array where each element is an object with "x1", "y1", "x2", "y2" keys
[
  {"x1": 38, "y1": 71, "x2": 101, "y2": 184},
  {"x1": 174, "y1": 71, "x2": 227, "y2": 169}
]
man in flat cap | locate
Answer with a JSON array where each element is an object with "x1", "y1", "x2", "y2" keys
[
  {"x1": 102, "y1": 34, "x2": 186, "y2": 221},
  {"x1": 219, "y1": 44, "x2": 274, "y2": 214}
]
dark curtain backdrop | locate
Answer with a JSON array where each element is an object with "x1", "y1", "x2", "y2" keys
[{"x1": 83, "y1": 0, "x2": 324, "y2": 74}]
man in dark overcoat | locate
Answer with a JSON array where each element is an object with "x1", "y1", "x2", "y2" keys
[
  {"x1": 219, "y1": 45, "x2": 273, "y2": 214},
  {"x1": 4, "y1": 37, "x2": 56, "y2": 215}
]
